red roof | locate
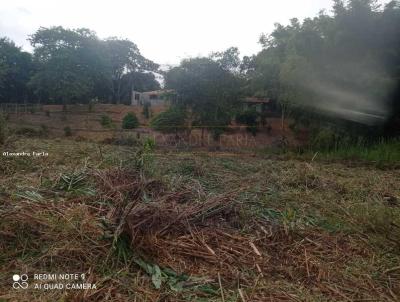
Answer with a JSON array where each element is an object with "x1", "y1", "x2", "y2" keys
[{"x1": 243, "y1": 97, "x2": 271, "y2": 104}]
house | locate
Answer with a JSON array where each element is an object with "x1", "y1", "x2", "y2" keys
[{"x1": 131, "y1": 89, "x2": 175, "y2": 106}]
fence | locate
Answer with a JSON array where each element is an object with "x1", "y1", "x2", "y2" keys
[{"x1": 0, "y1": 103, "x2": 43, "y2": 114}]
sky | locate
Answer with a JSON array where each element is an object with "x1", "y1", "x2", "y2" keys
[{"x1": 0, "y1": 0, "x2": 382, "y2": 66}]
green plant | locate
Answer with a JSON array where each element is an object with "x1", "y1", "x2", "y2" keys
[
  {"x1": 133, "y1": 137, "x2": 156, "y2": 176},
  {"x1": 236, "y1": 109, "x2": 260, "y2": 136},
  {"x1": 54, "y1": 169, "x2": 96, "y2": 196},
  {"x1": 64, "y1": 126, "x2": 72, "y2": 137},
  {"x1": 150, "y1": 107, "x2": 186, "y2": 134},
  {"x1": 100, "y1": 114, "x2": 113, "y2": 128},
  {"x1": 122, "y1": 112, "x2": 139, "y2": 129}
]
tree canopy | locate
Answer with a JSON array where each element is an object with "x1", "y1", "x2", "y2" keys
[
  {"x1": 0, "y1": 26, "x2": 159, "y2": 104},
  {"x1": 165, "y1": 55, "x2": 244, "y2": 139}
]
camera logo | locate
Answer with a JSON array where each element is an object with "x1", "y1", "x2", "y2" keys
[{"x1": 12, "y1": 274, "x2": 28, "y2": 289}]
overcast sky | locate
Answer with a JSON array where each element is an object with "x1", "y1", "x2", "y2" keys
[{"x1": 0, "y1": 0, "x2": 387, "y2": 65}]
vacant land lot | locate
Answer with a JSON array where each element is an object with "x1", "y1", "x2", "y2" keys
[{"x1": 1, "y1": 138, "x2": 399, "y2": 301}]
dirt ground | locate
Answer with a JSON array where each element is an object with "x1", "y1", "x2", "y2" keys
[{"x1": 5, "y1": 104, "x2": 301, "y2": 148}]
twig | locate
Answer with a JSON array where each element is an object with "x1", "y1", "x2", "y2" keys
[{"x1": 218, "y1": 272, "x2": 225, "y2": 302}]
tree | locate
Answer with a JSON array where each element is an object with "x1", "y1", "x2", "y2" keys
[
  {"x1": 165, "y1": 57, "x2": 243, "y2": 141},
  {"x1": 119, "y1": 71, "x2": 160, "y2": 103},
  {"x1": 0, "y1": 38, "x2": 34, "y2": 102},
  {"x1": 103, "y1": 38, "x2": 158, "y2": 103},
  {"x1": 248, "y1": 0, "x2": 400, "y2": 140},
  {"x1": 29, "y1": 27, "x2": 104, "y2": 104}
]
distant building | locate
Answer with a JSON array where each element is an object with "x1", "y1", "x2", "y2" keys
[
  {"x1": 242, "y1": 97, "x2": 272, "y2": 113},
  {"x1": 131, "y1": 89, "x2": 175, "y2": 106}
]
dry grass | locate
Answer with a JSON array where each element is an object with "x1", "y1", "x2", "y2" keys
[{"x1": 0, "y1": 138, "x2": 399, "y2": 301}]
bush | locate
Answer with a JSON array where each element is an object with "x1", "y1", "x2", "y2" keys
[
  {"x1": 122, "y1": 112, "x2": 139, "y2": 129},
  {"x1": 100, "y1": 114, "x2": 113, "y2": 128},
  {"x1": 150, "y1": 107, "x2": 186, "y2": 133},
  {"x1": 64, "y1": 126, "x2": 72, "y2": 137},
  {"x1": 235, "y1": 109, "x2": 260, "y2": 136}
]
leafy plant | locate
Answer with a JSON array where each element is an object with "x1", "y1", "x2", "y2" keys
[
  {"x1": 133, "y1": 137, "x2": 156, "y2": 176},
  {"x1": 99, "y1": 114, "x2": 114, "y2": 128},
  {"x1": 236, "y1": 109, "x2": 260, "y2": 136},
  {"x1": 122, "y1": 112, "x2": 139, "y2": 129},
  {"x1": 150, "y1": 107, "x2": 186, "y2": 134},
  {"x1": 55, "y1": 170, "x2": 96, "y2": 196}
]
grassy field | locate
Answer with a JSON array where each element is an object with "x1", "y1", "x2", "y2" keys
[{"x1": 0, "y1": 137, "x2": 399, "y2": 301}]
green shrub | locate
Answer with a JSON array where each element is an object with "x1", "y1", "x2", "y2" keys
[
  {"x1": 64, "y1": 126, "x2": 72, "y2": 137},
  {"x1": 235, "y1": 109, "x2": 260, "y2": 136},
  {"x1": 122, "y1": 112, "x2": 139, "y2": 129},
  {"x1": 100, "y1": 114, "x2": 113, "y2": 128},
  {"x1": 150, "y1": 107, "x2": 186, "y2": 133}
]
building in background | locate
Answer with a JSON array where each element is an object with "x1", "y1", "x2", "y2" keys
[{"x1": 131, "y1": 89, "x2": 175, "y2": 106}]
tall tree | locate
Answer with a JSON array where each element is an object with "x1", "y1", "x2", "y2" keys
[
  {"x1": 249, "y1": 0, "x2": 400, "y2": 137},
  {"x1": 29, "y1": 26, "x2": 104, "y2": 104},
  {"x1": 0, "y1": 38, "x2": 34, "y2": 103},
  {"x1": 103, "y1": 38, "x2": 158, "y2": 103},
  {"x1": 165, "y1": 57, "x2": 243, "y2": 140}
]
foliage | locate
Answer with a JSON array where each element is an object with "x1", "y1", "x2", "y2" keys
[
  {"x1": 28, "y1": 27, "x2": 102, "y2": 104},
  {"x1": 165, "y1": 56, "x2": 243, "y2": 140},
  {"x1": 0, "y1": 38, "x2": 34, "y2": 102},
  {"x1": 103, "y1": 38, "x2": 158, "y2": 103},
  {"x1": 122, "y1": 112, "x2": 139, "y2": 129},
  {"x1": 317, "y1": 138, "x2": 400, "y2": 165},
  {"x1": 235, "y1": 109, "x2": 260, "y2": 136},
  {"x1": 100, "y1": 114, "x2": 114, "y2": 128},
  {"x1": 150, "y1": 107, "x2": 186, "y2": 133},
  {"x1": 249, "y1": 0, "x2": 400, "y2": 139},
  {"x1": 54, "y1": 169, "x2": 96, "y2": 196},
  {"x1": 3, "y1": 26, "x2": 160, "y2": 105},
  {"x1": 133, "y1": 137, "x2": 156, "y2": 176}
]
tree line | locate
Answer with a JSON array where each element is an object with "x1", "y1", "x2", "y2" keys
[
  {"x1": 0, "y1": 27, "x2": 160, "y2": 104},
  {"x1": 161, "y1": 0, "x2": 400, "y2": 140},
  {"x1": 1, "y1": 0, "x2": 399, "y2": 141}
]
